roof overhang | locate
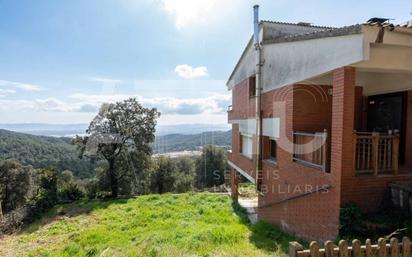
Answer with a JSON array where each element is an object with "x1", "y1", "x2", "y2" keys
[{"x1": 226, "y1": 22, "x2": 412, "y2": 92}]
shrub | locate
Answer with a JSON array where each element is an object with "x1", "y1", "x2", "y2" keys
[
  {"x1": 27, "y1": 169, "x2": 59, "y2": 219},
  {"x1": 58, "y1": 183, "x2": 85, "y2": 202},
  {"x1": 83, "y1": 178, "x2": 100, "y2": 199},
  {"x1": 340, "y1": 202, "x2": 363, "y2": 236}
]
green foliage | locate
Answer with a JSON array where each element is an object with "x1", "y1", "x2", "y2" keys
[
  {"x1": 28, "y1": 168, "x2": 59, "y2": 218},
  {"x1": 0, "y1": 193, "x2": 298, "y2": 256},
  {"x1": 173, "y1": 157, "x2": 196, "y2": 193},
  {"x1": 75, "y1": 98, "x2": 160, "y2": 198},
  {"x1": 150, "y1": 156, "x2": 199, "y2": 194},
  {"x1": 0, "y1": 129, "x2": 97, "y2": 178},
  {"x1": 0, "y1": 159, "x2": 33, "y2": 213},
  {"x1": 195, "y1": 145, "x2": 229, "y2": 188},
  {"x1": 153, "y1": 130, "x2": 231, "y2": 153},
  {"x1": 58, "y1": 180, "x2": 85, "y2": 202},
  {"x1": 151, "y1": 156, "x2": 177, "y2": 194},
  {"x1": 82, "y1": 178, "x2": 100, "y2": 199},
  {"x1": 339, "y1": 202, "x2": 363, "y2": 237}
]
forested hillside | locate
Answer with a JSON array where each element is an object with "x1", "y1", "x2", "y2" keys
[
  {"x1": 153, "y1": 130, "x2": 231, "y2": 153},
  {"x1": 0, "y1": 129, "x2": 232, "y2": 177},
  {"x1": 0, "y1": 129, "x2": 96, "y2": 178}
]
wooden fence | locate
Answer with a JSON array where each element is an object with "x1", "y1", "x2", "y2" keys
[{"x1": 289, "y1": 237, "x2": 411, "y2": 257}]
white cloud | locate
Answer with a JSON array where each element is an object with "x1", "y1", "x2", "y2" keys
[
  {"x1": 0, "y1": 80, "x2": 42, "y2": 91},
  {"x1": 73, "y1": 93, "x2": 230, "y2": 115},
  {"x1": 0, "y1": 91, "x2": 231, "y2": 117},
  {"x1": 158, "y1": 0, "x2": 238, "y2": 29},
  {"x1": 174, "y1": 65, "x2": 208, "y2": 79},
  {"x1": 0, "y1": 89, "x2": 16, "y2": 94},
  {"x1": 35, "y1": 98, "x2": 72, "y2": 112},
  {"x1": 90, "y1": 77, "x2": 123, "y2": 84}
]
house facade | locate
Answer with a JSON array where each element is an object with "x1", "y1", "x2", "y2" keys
[{"x1": 227, "y1": 18, "x2": 412, "y2": 241}]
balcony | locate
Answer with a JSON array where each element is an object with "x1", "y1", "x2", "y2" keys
[
  {"x1": 353, "y1": 132, "x2": 400, "y2": 176},
  {"x1": 293, "y1": 130, "x2": 330, "y2": 172}
]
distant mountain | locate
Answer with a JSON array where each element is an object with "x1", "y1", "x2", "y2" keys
[
  {"x1": 155, "y1": 124, "x2": 230, "y2": 136},
  {"x1": 153, "y1": 130, "x2": 232, "y2": 153},
  {"x1": 0, "y1": 123, "x2": 88, "y2": 137},
  {"x1": 0, "y1": 128, "x2": 232, "y2": 178},
  {"x1": 0, "y1": 123, "x2": 230, "y2": 137},
  {"x1": 0, "y1": 129, "x2": 96, "y2": 178}
]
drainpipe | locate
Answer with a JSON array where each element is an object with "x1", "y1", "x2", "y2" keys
[{"x1": 253, "y1": 5, "x2": 263, "y2": 192}]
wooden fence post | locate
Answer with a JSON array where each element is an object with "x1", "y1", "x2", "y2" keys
[
  {"x1": 372, "y1": 132, "x2": 379, "y2": 176},
  {"x1": 352, "y1": 239, "x2": 361, "y2": 257},
  {"x1": 365, "y1": 239, "x2": 372, "y2": 257},
  {"x1": 339, "y1": 240, "x2": 349, "y2": 257},
  {"x1": 325, "y1": 241, "x2": 335, "y2": 257},
  {"x1": 310, "y1": 241, "x2": 320, "y2": 257},
  {"x1": 377, "y1": 238, "x2": 387, "y2": 257},
  {"x1": 390, "y1": 237, "x2": 399, "y2": 257},
  {"x1": 403, "y1": 237, "x2": 411, "y2": 257},
  {"x1": 392, "y1": 134, "x2": 399, "y2": 175},
  {"x1": 289, "y1": 241, "x2": 304, "y2": 257},
  {"x1": 353, "y1": 131, "x2": 358, "y2": 176}
]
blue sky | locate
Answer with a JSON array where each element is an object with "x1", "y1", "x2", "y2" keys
[{"x1": 0, "y1": 0, "x2": 411, "y2": 125}]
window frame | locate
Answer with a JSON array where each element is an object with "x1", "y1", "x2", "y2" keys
[
  {"x1": 269, "y1": 138, "x2": 277, "y2": 161},
  {"x1": 240, "y1": 133, "x2": 253, "y2": 159}
]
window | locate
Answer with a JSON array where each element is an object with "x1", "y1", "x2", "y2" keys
[
  {"x1": 249, "y1": 76, "x2": 256, "y2": 98},
  {"x1": 269, "y1": 139, "x2": 277, "y2": 161},
  {"x1": 240, "y1": 134, "x2": 253, "y2": 159}
]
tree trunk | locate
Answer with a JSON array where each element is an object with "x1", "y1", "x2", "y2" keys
[{"x1": 108, "y1": 159, "x2": 118, "y2": 198}]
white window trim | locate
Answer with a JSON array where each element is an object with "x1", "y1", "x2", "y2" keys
[{"x1": 241, "y1": 133, "x2": 253, "y2": 159}]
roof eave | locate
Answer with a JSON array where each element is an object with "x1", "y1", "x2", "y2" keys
[{"x1": 226, "y1": 36, "x2": 254, "y2": 90}]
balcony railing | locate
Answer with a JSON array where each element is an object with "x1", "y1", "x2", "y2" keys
[
  {"x1": 353, "y1": 131, "x2": 399, "y2": 175},
  {"x1": 293, "y1": 130, "x2": 329, "y2": 172}
]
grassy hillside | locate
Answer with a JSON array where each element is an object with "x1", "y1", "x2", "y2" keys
[
  {"x1": 0, "y1": 129, "x2": 96, "y2": 178},
  {"x1": 0, "y1": 193, "x2": 298, "y2": 257},
  {"x1": 153, "y1": 130, "x2": 231, "y2": 153}
]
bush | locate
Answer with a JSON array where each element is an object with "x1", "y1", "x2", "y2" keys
[
  {"x1": 58, "y1": 183, "x2": 85, "y2": 202},
  {"x1": 27, "y1": 169, "x2": 59, "y2": 219},
  {"x1": 83, "y1": 178, "x2": 100, "y2": 199},
  {"x1": 340, "y1": 202, "x2": 363, "y2": 236}
]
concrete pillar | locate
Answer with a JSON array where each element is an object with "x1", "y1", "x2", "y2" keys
[
  {"x1": 231, "y1": 169, "x2": 239, "y2": 201},
  {"x1": 331, "y1": 67, "x2": 356, "y2": 183}
]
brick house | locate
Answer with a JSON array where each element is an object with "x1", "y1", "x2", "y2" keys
[{"x1": 227, "y1": 16, "x2": 412, "y2": 241}]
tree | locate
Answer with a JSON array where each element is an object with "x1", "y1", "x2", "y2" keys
[
  {"x1": 0, "y1": 159, "x2": 32, "y2": 213},
  {"x1": 195, "y1": 145, "x2": 228, "y2": 188},
  {"x1": 173, "y1": 157, "x2": 196, "y2": 193},
  {"x1": 74, "y1": 98, "x2": 160, "y2": 198},
  {"x1": 151, "y1": 157, "x2": 177, "y2": 194}
]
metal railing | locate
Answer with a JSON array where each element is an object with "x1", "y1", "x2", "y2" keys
[{"x1": 293, "y1": 130, "x2": 329, "y2": 172}]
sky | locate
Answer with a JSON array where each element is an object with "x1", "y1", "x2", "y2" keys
[{"x1": 0, "y1": 0, "x2": 411, "y2": 125}]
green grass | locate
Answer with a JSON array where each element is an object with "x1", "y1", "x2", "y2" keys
[
  {"x1": 0, "y1": 193, "x2": 301, "y2": 257},
  {"x1": 238, "y1": 182, "x2": 258, "y2": 198}
]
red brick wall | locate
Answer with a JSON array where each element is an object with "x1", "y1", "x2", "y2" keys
[
  {"x1": 230, "y1": 71, "x2": 412, "y2": 241},
  {"x1": 340, "y1": 89, "x2": 412, "y2": 212},
  {"x1": 228, "y1": 77, "x2": 257, "y2": 121},
  {"x1": 354, "y1": 87, "x2": 364, "y2": 131},
  {"x1": 292, "y1": 84, "x2": 332, "y2": 133},
  {"x1": 229, "y1": 124, "x2": 255, "y2": 179},
  {"x1": 257, "y1": 84, "x2": 340, "y2": 241}
]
